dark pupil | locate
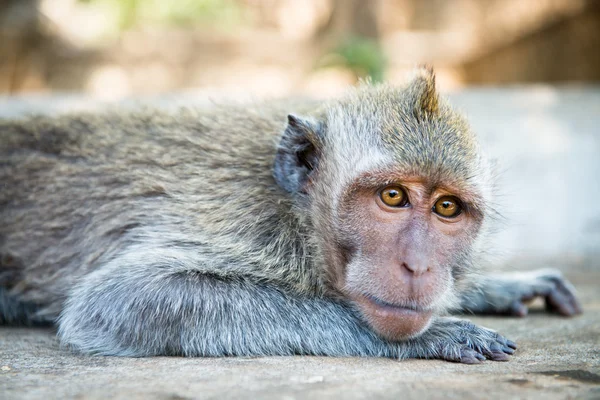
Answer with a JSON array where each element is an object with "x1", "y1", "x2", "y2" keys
[
  {"x1": 388, "y1": 190, "x2": 398, "y2": 198},
  {"x1": 442, "y1": 201, "x2": 451, "y2": 208}
]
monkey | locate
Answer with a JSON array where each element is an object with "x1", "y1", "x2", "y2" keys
[{"x1": 0, "y1": 67, "x2": 582, "y2": 363}]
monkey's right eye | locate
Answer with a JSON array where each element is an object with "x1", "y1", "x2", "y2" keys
[{"x1": 380, "y1": 186, "x2": 409, "y2": 208}]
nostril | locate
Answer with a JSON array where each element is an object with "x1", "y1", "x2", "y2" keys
[
  {"x1": 402, "y1": 262, "x2": 429, "y2": 276},
  {"x1": 402, "y1": 262, "x2": 415, "y2": 273}
]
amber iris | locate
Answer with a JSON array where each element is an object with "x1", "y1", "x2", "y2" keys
[
  {"x1": 433, "y1": 196, "x2": 462, "y2": 218},
  {"x1": 380, "y1": 186, "x2": 408, "y2": 207}
]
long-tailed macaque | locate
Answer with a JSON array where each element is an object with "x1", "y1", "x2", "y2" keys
[{"x1": 0, "y1": 67, "x2": 581, "y2": 363}]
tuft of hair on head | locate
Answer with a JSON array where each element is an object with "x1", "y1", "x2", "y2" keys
[
  {"x1": 356, "y1": 75, "x2": 374, "y2": 87},
  {"x1": 406, "y1": 64, "x2": 440, "y2": 118}
]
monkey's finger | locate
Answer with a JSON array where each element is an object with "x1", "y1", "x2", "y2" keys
[
  {"x1": 480, "y1": 342, "x2": 512, "y2": 361},
  {"x1": 489, "y1": 351, "x2": 510, "y2": 361},
  {"x1": 485, "y1": 332, "x2": 517, "y2": 353},
  {"x1": 545, "y1": 286, "x2": 582, "y2": 316},
  {"x1": 508, "y1": 301, "x2": 528, "y2": 317},
  {"x1": 546, "y1": 276, "x2": 584, "y2": 315},
  {"x1": 479, "y1": 344, "x2": 510, "y2": 361},
  {"x1": 456, "y1": 348, "x2": 485, "y2": 364}
]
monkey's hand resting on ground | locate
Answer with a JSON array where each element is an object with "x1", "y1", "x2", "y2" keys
[
  {"x1": 460, "y1": 268, "x2": 583, "y2": 317},
  {"x1": 413, "y1": 318, "x2": 516, "y2": 364}
]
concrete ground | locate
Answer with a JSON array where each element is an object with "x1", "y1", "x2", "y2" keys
[{"x1": 1, "y1": 87, "x2": 599, "y2": 399}]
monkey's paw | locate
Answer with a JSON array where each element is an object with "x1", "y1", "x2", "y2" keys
[
  {"x1": 487, "y1": 268, "x2": 583, "y2": 317},
  {"x1": 418, "y1": 318, "x2": 516, "y2": 364}
]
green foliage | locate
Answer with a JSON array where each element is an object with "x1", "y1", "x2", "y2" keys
[
  {"x1": 77, "y1": 0, "x2": 243, "y2": 30},
  {"x1": 321, "y1": 36, "x2": 387, "y2": 82}
]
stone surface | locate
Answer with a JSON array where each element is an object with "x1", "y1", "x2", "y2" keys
[{"x1": 1, "y1": 87, "x2": 599, "y2": 399}]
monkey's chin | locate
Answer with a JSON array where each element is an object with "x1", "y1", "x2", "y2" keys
[{"x1": 355, "y1": 295, "x2": 434, "y2": 341}]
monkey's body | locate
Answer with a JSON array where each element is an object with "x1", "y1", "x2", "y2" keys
[
  {"x1": 1, "y1": 104, "x2": 318, "y2": 322},
  {"x1": 0, "y1": 70, "x2": 581, "y2": 361}
]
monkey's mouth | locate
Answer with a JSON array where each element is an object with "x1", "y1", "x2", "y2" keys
[
  {"x1": 363, "y1": 294, "x2": 430, "y2": 315},
  {"x1": 352, "y1": 293, "x2": 435, "y2": 340}
]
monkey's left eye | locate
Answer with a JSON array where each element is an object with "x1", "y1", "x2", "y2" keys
[
  {"x1": 433, "y1": 196, "x2": 462, "y2": 218},
  {"x1": 380, "y1": 186, "x2": 409, "y2": 207}
]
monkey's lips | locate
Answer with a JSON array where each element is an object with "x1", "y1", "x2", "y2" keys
[{"x1": 354, "y1": 294, "x2": 434, "y2": 340}]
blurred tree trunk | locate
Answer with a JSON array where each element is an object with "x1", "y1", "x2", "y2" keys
[
  {"x1": 0, "y1": 0, "x2": 45, "y2": 92},
  {"x1": 317, "y1": 0, "x2": 380, "y2": 40}
]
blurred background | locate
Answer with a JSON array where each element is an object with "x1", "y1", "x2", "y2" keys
[{"x1": 1, "y1": 0, "x2": 599, "y2": 99}]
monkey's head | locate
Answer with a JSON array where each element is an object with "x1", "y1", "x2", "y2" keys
[{"x1": 274, "y1": 67, "x2": 492, "y2": 341}]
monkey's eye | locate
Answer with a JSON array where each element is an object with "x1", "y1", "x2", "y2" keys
[
  {"x1": 380, "y1": 186, "x2": 409, "y2": 208},
  {"x1": 433, "y1": 196, "x2": 462, "y2": 218}
]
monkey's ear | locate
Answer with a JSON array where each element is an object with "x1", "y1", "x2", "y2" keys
[
  {"x1": 273, "y1": 114, "x2": 321, "y2": 194},
  {"x1": 407, "y1": 65, "x2": 440, "y2": 117}
]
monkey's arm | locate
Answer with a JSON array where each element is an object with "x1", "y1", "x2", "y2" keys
[
  {"x1": 460, "y1": 269, "x2": 583, "y2": 317},
  {"x1": 57, "y1": 250, "x2": 514, "y2": 363}
]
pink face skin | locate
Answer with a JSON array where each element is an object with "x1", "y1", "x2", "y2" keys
[{"x1": 328, "y1": 173, "x2": 483, "y2": 341}]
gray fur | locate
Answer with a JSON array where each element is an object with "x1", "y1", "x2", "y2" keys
[{"x1": 57, "y1": 266, "x2": 513, "y2": 360}]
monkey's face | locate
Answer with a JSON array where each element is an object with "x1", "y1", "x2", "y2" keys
[
  {"x1": 325, "y1": 172, "x2": 484, "y2": 340},
  {"x1": 275, "y1": 115, "x2": 487, "y2": 340}
]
